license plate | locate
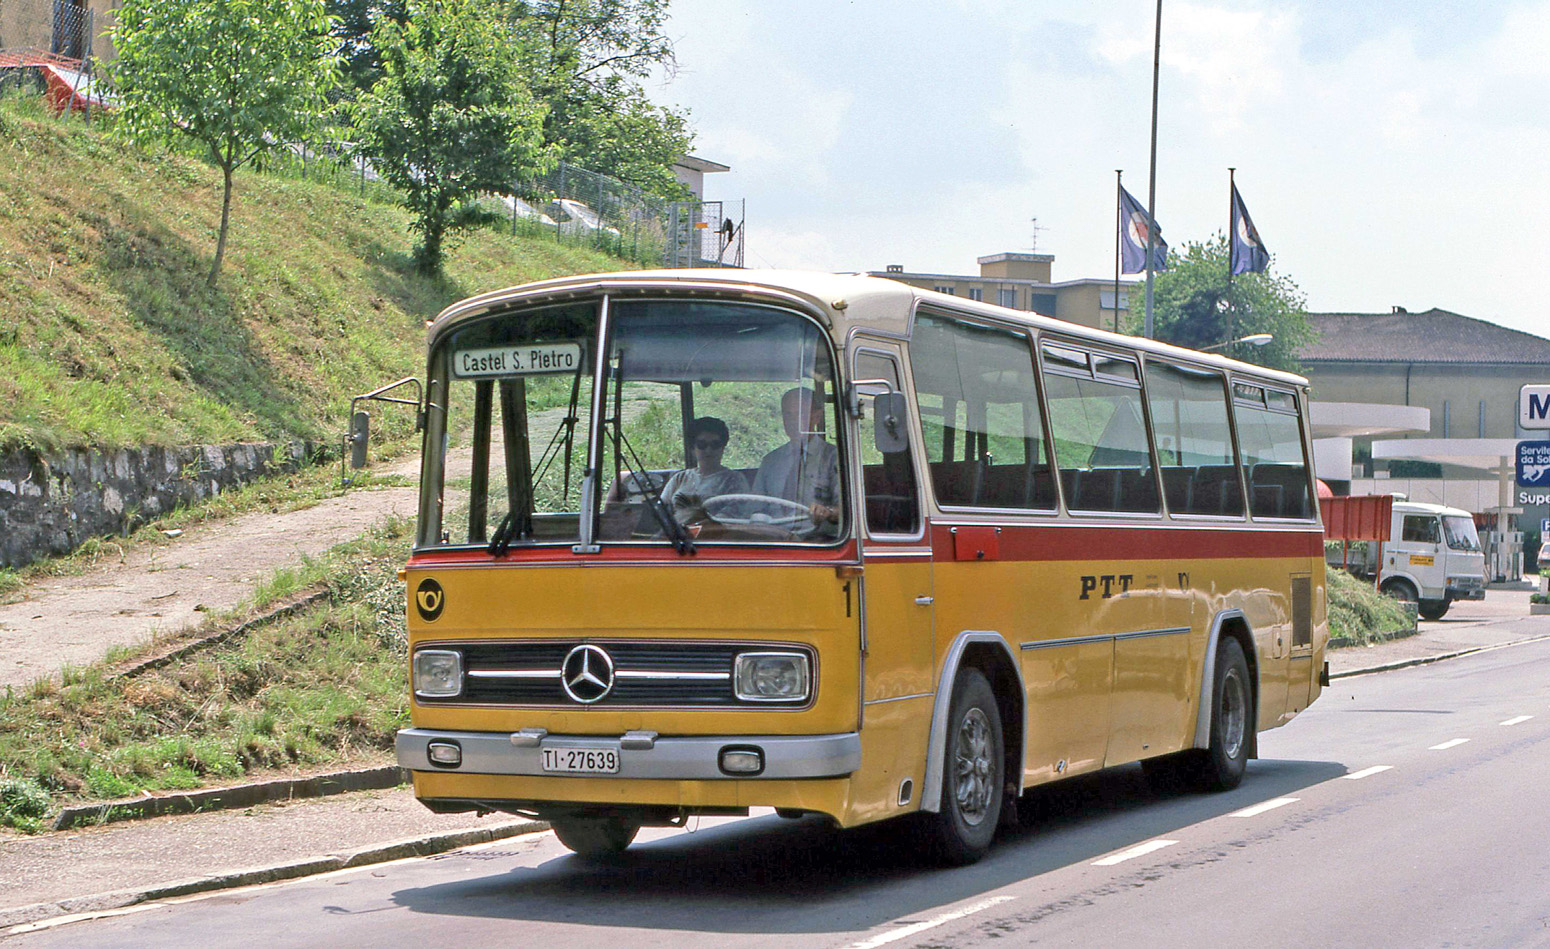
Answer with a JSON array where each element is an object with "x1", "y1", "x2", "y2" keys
[{"x1": 541, "y1": 747, "x2": 619, "y2": 774}]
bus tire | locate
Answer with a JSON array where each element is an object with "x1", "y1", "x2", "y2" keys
[
  {"x1": 1419, "y1": 599, "x2": 1450, "y2": 620},
  {"x1": 1192, "y1": 636, "x2": 1251, "y2": 792},
  {"x1": 1380, "y1": 578, "x2": 1418, "y2": 604},
  {"x1": 923, "y1": 668, "x2": 1004, "y2": 865},
  {"x1": 552, "y1": 815, "x2": 641, "y2": 859}
]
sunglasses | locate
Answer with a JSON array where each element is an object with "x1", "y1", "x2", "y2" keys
[{"x1": 694, "y1": 439, "x2": 725, "y2": 450}]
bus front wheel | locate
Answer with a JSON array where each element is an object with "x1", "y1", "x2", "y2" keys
[
  {"x1": 1419, "y1": 598, "x2": 1450, "y2": 620},
  {"x1": 923, "y1": 668, "x2": 1004, "y2": 865},
  {"x1": 552, "y1": 815, "x2": 641, "y2": 859}
]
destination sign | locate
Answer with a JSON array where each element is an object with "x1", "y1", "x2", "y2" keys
[{"x1": 452, "y1": 342, "x2": 582, "y2": 377}]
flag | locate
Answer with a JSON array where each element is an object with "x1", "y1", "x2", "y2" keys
[
  {"x1": 1118, "y1": 186, "x2": 1167, "y2": 274},
  {"x1": 1230, "y1": 183, "x2": 1270, "y2": 275}
]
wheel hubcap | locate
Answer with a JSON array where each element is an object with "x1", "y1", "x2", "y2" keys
[
  {"x1": 1220, "y1": 668, "x2": 1246, "y2": 760},
  {"x1": 953, "y1": 707, "x2": 995, "y2": 825}
]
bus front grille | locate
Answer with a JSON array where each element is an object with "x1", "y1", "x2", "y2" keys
[{"x1": 418, "y1": 640, "x2": 810, "y2": 708}]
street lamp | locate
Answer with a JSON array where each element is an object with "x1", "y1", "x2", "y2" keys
[{"x1": 1201, "y1": 333, "x2": 1273, "y2": 353}]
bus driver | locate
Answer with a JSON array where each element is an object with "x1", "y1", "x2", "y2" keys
[{"x1": 752, "y1": 387, "x2": 840, "y2": 531}]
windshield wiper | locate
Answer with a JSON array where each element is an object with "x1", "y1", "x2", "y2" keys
[
  {"x1": 488, "y1": 512, "x2": 517, "y2": 556},
  {"x1": 612, "y1": 421, "x2": 695, "y2": 556}
]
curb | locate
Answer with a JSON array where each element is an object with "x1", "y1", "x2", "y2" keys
[
  {"x1": 1, "y1": 818, "x2": 549, "y2": 932},
  {"x1": 110, "y1": 588, "x2": 331, "y2": 681},
  {"x1": 52, "y1": 765, "x2": 409, "y2": 830},
  {"x1": 1330, "y1": 632, "x2": 1550, "y2": 679}
]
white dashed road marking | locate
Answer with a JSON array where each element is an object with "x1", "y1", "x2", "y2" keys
[
  {"x1": 841, "y1": 896, "x2": 1016, "y2": 949},
  {"x1": 1229, "y1": 797, "x2": 1299, "y2": 818},
  {"x1": 1344, "y1": 766, "x2": 1394, "y2": 780},
  {"x1": 1430, "y1": 738, "x2": 1470, "y2": 750},
  {"x1": 1501, "y1": 715, "x2": 1533, "y2": 726},
  {"x1": 1093, "y1": 839, "x2": 1179, "y2": 866}
]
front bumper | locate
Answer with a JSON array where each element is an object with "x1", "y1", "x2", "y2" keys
[
  {"x1": 1446, "y1": 582, "x2": 1486, "y2": 601},
  {"x1": 396, "y1": 728, "x2": 861, "y2": 780}
]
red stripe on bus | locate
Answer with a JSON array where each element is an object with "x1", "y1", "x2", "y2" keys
[{"x1": 929, "y1": 523, "x2": 1322, "y2": 561}]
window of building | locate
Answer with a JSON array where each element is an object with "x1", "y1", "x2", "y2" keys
[
  {"x1": 996, "y1": 288, "x2": 1016, "y2": 308},
  {"x1": 968, "y1": 288, "x2": 983, "y2": 302},
  {"x1": 934, "y1": 285, "x2": 955, "y2": 295}
]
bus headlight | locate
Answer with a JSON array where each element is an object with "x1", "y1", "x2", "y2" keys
[
  {"x1": 413, "y1": 649, "x2": 463, "y2": 698},
  {"x1": 734, "y1": 652, "x2": 810, "y2": 702}
]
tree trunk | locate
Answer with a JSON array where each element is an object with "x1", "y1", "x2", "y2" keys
[{"x1": 209, "y1": 164, "x2": 234, "y2": 286}]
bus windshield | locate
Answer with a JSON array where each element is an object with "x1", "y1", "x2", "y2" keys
[
  {"x1": 1441, "y1": 515, "x2": 1481, "y2": 552},
  {"x1": 426, "y1": 298, "x2": 844, "y2": 550}
]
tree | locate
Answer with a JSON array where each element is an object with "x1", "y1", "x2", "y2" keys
[
  {"x1": 351, "y1": 0, "x2": 550, "y2": 276},
  {"x1": 511, "y1": 0, "x2": 693, "y2": 198},
  {"x1": 111, "y1": 0, "x2": 340, "y2": 285},
  {"x1": 326, "y1": 0, "x2": 407, "y2": 95},
  {"x1": 1143, "y1": 235, "x2": 1315, "y2": 373}
]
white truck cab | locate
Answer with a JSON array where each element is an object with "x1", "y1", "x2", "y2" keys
[{"x1": 1336, "y1": 500, "x2": 1486, "y2": 620}]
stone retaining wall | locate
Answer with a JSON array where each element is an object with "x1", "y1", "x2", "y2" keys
[{"x1": 0, "y1": 442, "x2": 311, "y2": 568}]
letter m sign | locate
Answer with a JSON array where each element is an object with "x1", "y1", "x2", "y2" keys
[{"x1": 1521, "y1": 385, "x2": 1550, "y2": 430}]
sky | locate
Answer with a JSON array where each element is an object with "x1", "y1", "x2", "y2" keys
[{"x1": 648, "y1": 0, "x2": 1550, "y2": 337}]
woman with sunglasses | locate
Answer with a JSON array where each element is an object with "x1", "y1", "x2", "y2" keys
[{"x1": 660, "y1": 416, "x2": 748, "y2": 526}]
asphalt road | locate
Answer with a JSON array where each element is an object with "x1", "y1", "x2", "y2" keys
[{"x1": 13, "y1": 638, "x2": 1550, "y2": 948}]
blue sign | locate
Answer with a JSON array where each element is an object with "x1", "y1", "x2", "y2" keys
[{"x1": 1519, "y1": 440, "x2": 1550, "y2": 487}]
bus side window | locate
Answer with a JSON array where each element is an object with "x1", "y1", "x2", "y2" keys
[
  {"x1": 1233, "y1": 385, "x2": 1315, "y2": 520},
  {"x1": 1143, "y1": 361, "x2": 1243, "y2": 517},
  {"x1": 856, "y1": 353, "x2": 920, "y2": 535},
  {"x1": 910, "y1": 311, "x2": 1055, "y2": 511},
  {"x1": 1040, "y1": 344, "x2": 1159, "y2": 515}
]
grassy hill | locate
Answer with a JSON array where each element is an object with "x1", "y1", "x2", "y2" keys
[{"x1": 0, "y1": 93, "x2": 629, "y2": 453}]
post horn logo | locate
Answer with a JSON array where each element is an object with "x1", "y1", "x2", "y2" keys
[{"x1": 414, "y1": 578, "x2": 445, "y2": 622}]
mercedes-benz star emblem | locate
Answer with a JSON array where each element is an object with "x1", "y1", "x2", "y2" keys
[{"x1": 561, "y1": 644, "x2": 615, "y2": 704}]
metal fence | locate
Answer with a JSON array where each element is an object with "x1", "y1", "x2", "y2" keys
[
  {"x1": 510, "y1": 162, "x2": 744, "y2": 269},
  {"x1": 0, "y1": 0, "x2": 93, "y2": 61}
]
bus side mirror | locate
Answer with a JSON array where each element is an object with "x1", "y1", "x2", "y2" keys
[
  {"x1": 873, "y1": 392, "x2": 909, "y2": 454},
  {"x1": 349, "y1": 411, "x2": 370, "y2": 468}
]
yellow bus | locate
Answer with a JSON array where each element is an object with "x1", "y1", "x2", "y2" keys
[{"x1": 395, "y1": 270, "x2": 1328, "y2": 863}]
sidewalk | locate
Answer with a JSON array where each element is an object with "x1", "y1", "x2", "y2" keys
[{"x1": 4, "y1": 592, "x2": 1546, "y2": 934}]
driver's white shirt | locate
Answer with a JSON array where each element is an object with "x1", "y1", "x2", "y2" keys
[{"x1": 751, "y1": 435, "x2": 839, "y2": 510}]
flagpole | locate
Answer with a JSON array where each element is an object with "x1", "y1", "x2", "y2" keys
[
  {"x1": 1227, "y1": 166, "x2": 1236, "y2": 347},
  {"x1": 1115, "y1": 170, "x2": 1123, "y2": 334},
  {"x1": 1143, "y1": 0, "x2": 1162, "y2": 339}
]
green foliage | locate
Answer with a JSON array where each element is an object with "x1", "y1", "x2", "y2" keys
[
  {"x1": 351, "y1": 0, "x2": 551, "y2": 276},
  {"x1": 0, "y1": 98, "x2": 625, "y2": 453},
  {"x1": 109, "y1": 0, "x2": 342, "y2": 283},
  {"x1": 0, "y1": 778, "x2": 52, "y2": 833},
  {"x1": 0, "y1": 526, "x2": 414, "y2": 812},
  {"x1": 1327, "y1": 566, "x2": 1412, "y2": 645},
  {"x1": 1142, "y1": 235, "x2": 1314, "y2": 373},
  {"x1": 512, "y1": 0, "x2": 693, "y2": 198}
]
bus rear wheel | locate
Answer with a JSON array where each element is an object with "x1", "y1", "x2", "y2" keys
[
  {"x1": 552, "y1": 815, "x2": 641, "y2": 859},
  {"x1": 922, "y1": 668, "x2": 1004, "y2": 865},
  {"x1": 1419, "y1": 598, "x2": 1450, "y2": 620},
  {"x1": 1148, "y1": 637, "x2": 1251, "y2": 794}
]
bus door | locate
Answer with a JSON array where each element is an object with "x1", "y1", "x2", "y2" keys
[{"x1": 851, "y1": 348, "x2": 935, "y2": 814}]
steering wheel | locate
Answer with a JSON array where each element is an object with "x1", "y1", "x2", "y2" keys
[{"x1": 702, "y1": 493, "x2": 813, "y2": 528}]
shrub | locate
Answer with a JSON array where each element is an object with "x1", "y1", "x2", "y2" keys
[
  {"x1": 0, "y1": 778, "x2": 52, "y2": 833},
  {"x1": 1327, "y1": 568, "x2": 1411, "y2": 645}
]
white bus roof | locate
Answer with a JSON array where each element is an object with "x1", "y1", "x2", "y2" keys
[{"x1": 428, "y1": 269, "x2": 1310, "y2": 390}]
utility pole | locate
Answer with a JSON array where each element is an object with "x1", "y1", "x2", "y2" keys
[{"x1": 1143, "y1": 0, "x2": 1163, "y2": 339}]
